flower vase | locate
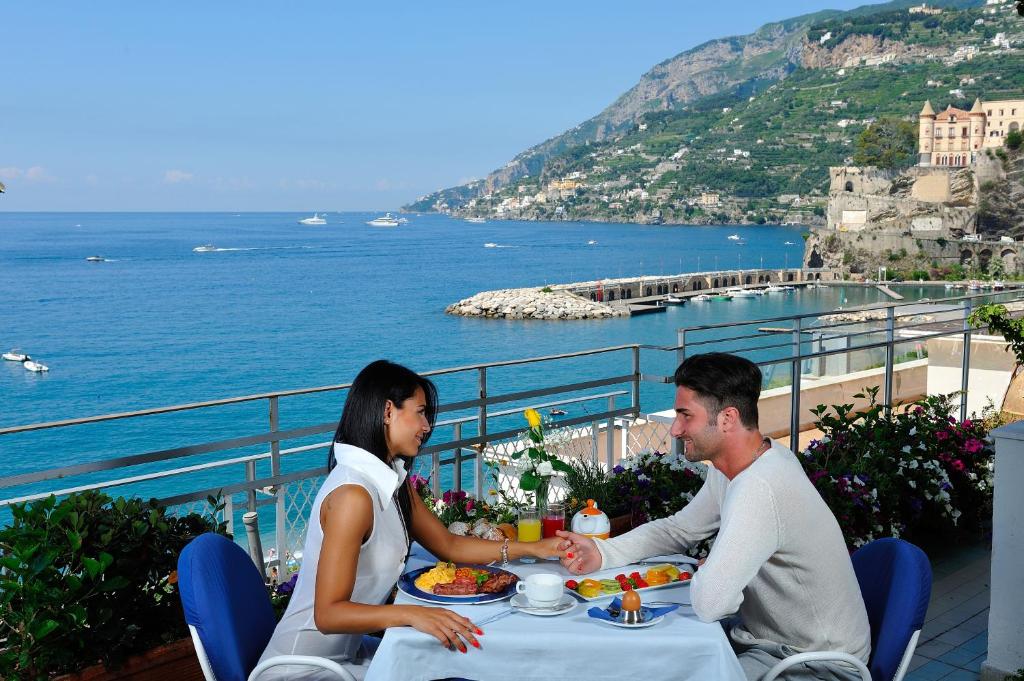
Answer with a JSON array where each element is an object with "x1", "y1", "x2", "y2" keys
[{"x1": 535, "y1": 476, "x2": 551, "y2": 518}]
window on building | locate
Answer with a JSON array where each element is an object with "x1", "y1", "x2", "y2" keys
[
  {"x1": 988, "y1": 110, "x2": 993, "y2": 117},
  {"x1": 948, "y1": 127, "x2": 954, "y2": 137},
  {"x1": 962, "y1": 126, "x2": 968, "y2": 137},
  {"x1": 1000, "y1": 109, "x2": 1004, "y2": 116}
]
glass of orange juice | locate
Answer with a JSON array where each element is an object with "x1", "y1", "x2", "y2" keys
[{"x1": 518, "y1": 508, "x2": 542, "y2": 562}]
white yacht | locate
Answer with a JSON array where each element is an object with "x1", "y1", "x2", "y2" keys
[
  {"x1": 298, "y1": 213, "x2": 327, "y2": 225},
  {"x1": 398, "y1": 217, "x2": 410, "y2": 224},
  {"x1": 465, "y1": 217, "x2": 486, "y2": 224},
  {"x1": 85, "y1": 256, "x2": 105, "y2": 262},
  {"x1": 993, "y1": 281, "x2": 1006, "y2": 291},
  {"x1": 3, "y1": 349, "x2": 29, "y2": 362},
  {"x1": 727, "y1": 288, "x2": 757, "y2": 298},
  {"x1": 193, "y1": 244, "x2": 218, "y2": 253},
  {"x1": 692, "y1": 294, "x2": 712, "y2": 302},
  {"x1": 587, "y1": 240, "x2": 598, "y2": 245},
  {"x1": 784, "y1": 241, "x2": 796, "y2": 245},
  {"x1": 24, "y1": 360, "x2": 49, "y2": 373},
  {"x1": 367, "y1": 213, "x2": 400, "y2": 227},
  {"x1": 727, "y1": 234, "x2": 741, "y2": 241},
  {"x1": 764, "y1": 284, "x2": 784, "y2": 294},
  {"x1": 483, "y1": 243, "x2": 498, "y2": 248}
]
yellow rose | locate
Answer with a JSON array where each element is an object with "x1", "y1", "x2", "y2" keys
[{"x1": 524, "y1": 408, "x2": 542, "y2": 428}]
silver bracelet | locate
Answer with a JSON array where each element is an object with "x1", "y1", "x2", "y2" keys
[{"x1": 500, "y1": 538, "x2": 510, "y2": 566}]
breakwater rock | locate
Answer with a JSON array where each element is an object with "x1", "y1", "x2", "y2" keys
[{"x1": 446, "y1": 288, "x2": 627, "y2": 320}]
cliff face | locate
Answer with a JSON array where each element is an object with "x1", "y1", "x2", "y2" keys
[
  {"x1": 799, "y1": 34, "x2": 930, "y2": 68},
  {"x1": 977, "y1": 150, "x2": 1024, "y2": 240}
]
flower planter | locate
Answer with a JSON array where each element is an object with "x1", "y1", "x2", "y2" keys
[{"x1": 54, "y1": 638, "x2": 203, "y2": 681}]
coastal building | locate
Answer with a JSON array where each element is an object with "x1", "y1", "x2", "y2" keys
[
  {"x1": 909, "y1": 2, "x2": 943, "y2": 14},
  {"x1": 918, "y1": 97, "x2": 1024, "y2": 166},
  {"x1": 697, "y1": 192, "x2": 720, "y2": 207}
]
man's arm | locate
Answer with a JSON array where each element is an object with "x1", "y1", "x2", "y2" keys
[
  {"x1": 595, "y1": 472, "x2": 722, "y2": 570},
  {"x1": 689, "y1": 476, "x2": 780, "y2": 622}
]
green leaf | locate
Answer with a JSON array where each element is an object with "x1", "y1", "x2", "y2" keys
[
  {"x1": 550, "y1": 459, "x2": 572, "y2": 475},
  {"x1": 527, "y1": 448, "x2": 541, "y2": 460},
  {"x1": 520, "y1": 471, "x2": 540, "y2": 492},
  {"x1": 528, "y1": 429, "x2": 543, "y2": 444},
  {"x1": 82, "y1": 557, "x2": 102, "y2": 580},
  {"x1": 510, "y1": 450, "x2": 523, "y2": 460},
  {"x1": 98, "y1": 551, "x2": 114, "y2": 570},
  {"x1": 32, "y1": 619, "x2": 59, "y2": 641},
  {"x1": 66, "y1": 530, "x2": 82, "y2": 552},
  {"x1": 99, "y1": 575, "x2": 131, "y2": 592}
]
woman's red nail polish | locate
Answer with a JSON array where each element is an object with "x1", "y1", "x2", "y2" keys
[
  {"x1": 567, "y1": 552, "x2": 574, "y2": 558},
  {"x1": 471, "y1": 640, "x2": 480, "y2": 648},
  {"x1": 475, "y1": 628, "x2": 483, "y2": 635}
]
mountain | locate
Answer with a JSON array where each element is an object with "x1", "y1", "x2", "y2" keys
[{"x1": 405, "y1": 0, "x2": 1023, "y2": 224}]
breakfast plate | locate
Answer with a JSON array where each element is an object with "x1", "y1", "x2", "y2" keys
[
  {"x1": 566, "y1": 563, "x2": 694, "y2": 602},
  {"x1": 398, "y1": 562, "x2": 519, "y2": 605},
  {"x1": 602, "y1": 612, "x2": 665, "y2": 629}
]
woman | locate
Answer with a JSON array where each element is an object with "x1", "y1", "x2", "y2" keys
[{"x1": 258, "y1": 360, "x2": 565, "y2": 679}]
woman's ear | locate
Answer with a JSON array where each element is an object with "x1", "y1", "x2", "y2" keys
[{"x1": 384, "y1": 400, "x2": 394, "y2": 425}]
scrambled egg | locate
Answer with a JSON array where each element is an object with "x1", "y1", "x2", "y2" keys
[{"x1": 414, "y1": 561, "x2": 456, "y2": 591}]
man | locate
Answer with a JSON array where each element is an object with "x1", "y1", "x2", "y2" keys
[{"x1": 557, "y1": 352, "x2": 870, "y2": 681}]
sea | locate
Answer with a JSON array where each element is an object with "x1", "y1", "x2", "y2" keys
[{"x1": 0, "y1": 212, "x2": 954, "y2": 519}]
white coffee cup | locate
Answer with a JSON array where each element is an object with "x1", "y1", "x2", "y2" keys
[{"x1": 515, "y1": 572, "x2": 562, "y2": 607}]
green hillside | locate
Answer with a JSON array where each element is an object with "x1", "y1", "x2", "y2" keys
[{"x1": 406, "y1": 0, "x2": 1024, "y2": 224}]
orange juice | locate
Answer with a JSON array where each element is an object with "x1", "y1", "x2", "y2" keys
[{"x1": 518, "y1": 518, "x2": 542, "y2": 542}]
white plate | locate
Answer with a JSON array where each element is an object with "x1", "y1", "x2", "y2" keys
[
  {"x1": 511, "y1": 593, "x2": 576, "y2": 616},
  {"x1": 567, "y1": 564, "x2": 694, "y2": 602},
  {"x1": 601, "y1": 613, "x2": 665, "y2": 629}
]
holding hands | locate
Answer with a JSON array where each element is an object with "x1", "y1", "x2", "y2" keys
[{"x1": 555, "y1": 529, "x2": 601, "y2": 575}]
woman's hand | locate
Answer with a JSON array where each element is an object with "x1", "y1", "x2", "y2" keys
[
  {"x1": 520, "y1": 536, "x2": 568, "y2": 560},
  {"x1": 403, "y1": 605, "x2": 482, "y2": 653},
  {"x1": 555, "y1": 529, "x2": 602, "y2": 575}
]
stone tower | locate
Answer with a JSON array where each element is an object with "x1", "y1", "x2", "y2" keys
[
  {"x1": 918, "y1": 100, "x2": 936, "y2": 166},
  {"x1": 969, "y1": 97, "x2": 986, "y2": 162}
]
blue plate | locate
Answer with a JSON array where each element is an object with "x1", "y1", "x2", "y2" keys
[{"x1": 397, "y1": 563, "x2": 519, "y2": 605}]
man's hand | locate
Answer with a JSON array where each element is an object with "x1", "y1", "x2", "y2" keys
[{"x1": 555, "y1": 529, "x2": 601, "y2": 575}]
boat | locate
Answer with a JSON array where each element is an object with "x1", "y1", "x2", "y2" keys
[
  {"x1": 993, "y1": 281, "x2": 1005, "y2": 291},
  {"x1": 711, "y1": 293, "x2": 733, "y2": 301},
  {"x1": 727, "y1": 234, "x2": 741, "y2": 241},
  {"x1": 483, "y1": 243, "x2": 499, "y2": 248},
  {"x1": 587, "y1": 240, "x2": 598, "y2": 245},
  {"x1": 3, "y1": 350, "x2": 29, "y2": 362},
  {"x1": 548, "y1": 408, "x2": 567, "y2": 416},
  {"x1": 367, "y1": 213, "x2": 400, "y2": 227},
  {"x1": 398, "y1": 217, "x2": 410, "y2": 224},
  {"x1": 298, "y1": 213, "x2": 327, "y2": 225},
  {"x1": 968, "y1": 281, "x2": 982, "y2": 291},
  {"x1": 465, "y1": 217, "x2": 486, "y2": 224},
  {"x1": 24, "y1": 360, "x2": 49, "y2": 373},
  {"x1": 85, "y1": 256, "x2": 105, "y2": 262},
  {"x1": 193, "y1": 244, "x2": 218, "y2": 253},
  {"x1": 727, "y1": 288, "x2": 756, "y2": 298},
  {"x1": 764, "y1": 284, "x2": 785, "y2": 294},
  {"x1": 692, "y1": 294, "x2": 712, "y2": 302},
  {"x1": 784, "y1": 241, "x2": 796, "y2": 246}
]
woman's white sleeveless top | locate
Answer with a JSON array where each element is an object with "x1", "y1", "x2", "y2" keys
[{"x1": 257, "y1": 443, "x2": 409, "y2": 679}]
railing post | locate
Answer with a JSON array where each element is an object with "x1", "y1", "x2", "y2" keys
[
  {"x1": 789, "y1": 317, "x2": 803, "y2": 449},
  {"x1": 243, "y1": 511, "x2": 266, "y2": 577},
  {"x1": 591, "y1": 419, "x2": 600, "y2": 464},
  {"x1": 477, "y1": 367, "x2": 487, "y2": 493},
  {"x1": 245, "y1": 461, "x2": 257, "y2": 514},
  {"x1": 270, "y1": 396, "x2": 286, "y2": 571},
  {"x1": 632, "y1": 345, "x2": 641, "y2": 417},
  {"x1": 431, "y1": 448, "x2": 441, "y2": 498},
  {"x1": 676, "y1": 328, "x2": 686, "y2": 368},
  {"x1": 961, "y1": 297, "x2": 973, "y2": 422},
  {"x1": 453, "y1": 422, "x2": 463, "y2": 493},
  {"x1": 224, "y1": 495, "x2": 235, "y2": 537},
  {"x1": 606, "y1": 395, "x2": 616, "y2": 469},
  {"x1": 883, "y1": 306, "x2": 896, "y2": 414}
]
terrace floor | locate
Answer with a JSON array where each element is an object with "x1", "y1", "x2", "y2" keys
[{"x1": 904, "y1": 541, "x2": 993, "y2": 681}]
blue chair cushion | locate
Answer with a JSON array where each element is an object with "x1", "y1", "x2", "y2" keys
[
  {"x1": 179, "y1": 533, "x2": 277, "y2": 681},
  {"x1": 852, "y1": 538, "x2": 932, "y2": 681}
]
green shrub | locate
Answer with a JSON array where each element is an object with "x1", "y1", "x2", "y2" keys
[
  {"x1": 0, "y1": 491, "x2": 227, "y2": 680},
  {"x1": 1006, "y1": 130, "x2": 1023, "y2": 151}
]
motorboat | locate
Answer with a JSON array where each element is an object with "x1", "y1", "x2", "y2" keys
[
  {"x1": 3, "y1": 350, "x2": 29, "y2": 362},
  {"x1": 993, "y1": 281, "x2": 1005, "y2": 290},
  {"x1": 664, "y1": 295, "x2": 686, "y2": 306},
  {"x1": 465, "y1": 217, "x2": 486, "y2": 224},
  {"x1": 367, "y1": 213, "x2": 400, "y2": 227},
  {"x1": 193, "y1": 244, "x2": 218, "y2": 253},
  {"x1": 692, "y1": 294, "x2": 712, "y2": 302},
  {"x1": 587, "y1": 240, "x2": 598, "y2": 245},
  {"x1": 548, "y1": 408, "x2": 567, "y2": 416},
  {"x1": 484, "y1": 243, "x2": 498, "y2": 248},
  {"x1": 398, "y1": 217, "x2": 410, "y2": 224},
  {"x1": 24, "y1": 360, "x2": 49, "y2": 373},
  {"x1": 85, "y1": 256, "x2": 105, "y2": 262},
  {"x1": 711, "y1": 293, "x2": 733, "y2": 301},
  {"x1": 764, "y1": 284, "x2": 785, "y2": 294},
  {"x1": 727, "y1": 234, "x2": 741, "y2": 241},
  {"x1": 298, "y1": 213, "x2": 327, "y2": 225},
  {"x1": 727, "y1": 288, "x2": 756, "y2": 298},
  {"x1": 944, "y1": 283, "x2": 955, "y2": 290},
  {"x1": 784, "y1": 241, "x2": 796, "y2": 245}
]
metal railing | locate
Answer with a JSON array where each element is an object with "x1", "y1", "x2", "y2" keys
[{"x1": 3, "y1": 288, "x2": 1021, "y2": 566}]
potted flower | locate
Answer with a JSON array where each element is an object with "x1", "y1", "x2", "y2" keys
[
  {"x1": 511, "y1": 408, "x2": 573, "y2": 517},
  {"x1": 800, "y1": 387, "x2": 995, "y2": 550}
]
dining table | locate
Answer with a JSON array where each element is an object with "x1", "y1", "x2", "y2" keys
[{"x1": 364, "y1": 545, "x2": 746, "y2": 681}]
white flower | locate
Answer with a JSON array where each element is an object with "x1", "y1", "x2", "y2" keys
[
  {"x1": 637, "y1": 473, "x2": 649, "y2": 482},
  {"x1": 908, "y1": 480, "x2": 917, "y2": 489},
  {"x1": 902, "y1": 445, "x2": 912, "y2": 454},
  {"x1": 536, "y1": 461, "x2": 554, "y2": 476},
  {"x1": 909, "y1": 427, "x2": 917, "y2": 436}
]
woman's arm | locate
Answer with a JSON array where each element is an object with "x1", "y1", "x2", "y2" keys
[
  {"x1": 408, "y1": 482, "x2": 565, "y2": 562},
  {"x1": 312, "y1": 484, "x2": 481, "y2": 652}
]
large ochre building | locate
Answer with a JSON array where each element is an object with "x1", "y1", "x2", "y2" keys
[{"x1": 918, "y1": 97, "x2": 1024, "y2": 166}]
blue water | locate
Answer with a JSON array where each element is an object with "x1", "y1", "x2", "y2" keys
[{"x1": 0, "y1": 212, "x2": 945, "y2": 509}]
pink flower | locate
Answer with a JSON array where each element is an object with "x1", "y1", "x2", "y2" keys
[
  {"x1": 952, "y1": 459, "x2": 966, "y2": 472},
  {"x1": 465, "y1": 499, "x2": 475, "y2": 512},
  {"x1": 914, "y1": 406, "x2": 924, "y2": 414},
  {"x1": 962, "y1": 419, "x2": 973, "y2": 429},
  {"x1": 936, "y1": 431, "x2": 949, "y2": 441},
  {"x1": 964, "y1": 438, "x2": 983, "y2": 454}
]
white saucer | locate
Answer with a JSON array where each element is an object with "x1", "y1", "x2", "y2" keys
[
  {"x1": 603, "y1": 613, "x2": 665, "y2": 628},
  {"x1": 510, "y1": 593, "x2": 576, "y2": 616}
]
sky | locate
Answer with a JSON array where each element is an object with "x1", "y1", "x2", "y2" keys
[{"x1": 1, "y1": 1, "x2": 877, "y2": 212}]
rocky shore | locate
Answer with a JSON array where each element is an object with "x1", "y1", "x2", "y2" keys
[{"x1": 446, "y1": 288, "x2": 627, "y2": 320}]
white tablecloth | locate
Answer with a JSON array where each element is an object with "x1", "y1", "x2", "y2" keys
[{"x1": 366, "y1": 549, "x2": 745, "y2": 681}]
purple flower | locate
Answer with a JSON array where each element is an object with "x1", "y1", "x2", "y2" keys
[
  {"x1": 613, "y1": 465, "x2": 625, "y2": 475},
  {"x1": 277, "y1": 573, "x2": 298, "y2": 595}
]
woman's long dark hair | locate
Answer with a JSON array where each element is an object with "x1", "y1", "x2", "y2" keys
[{"x1": 327, "y1": 359, "x2": 438, "y2": 531}]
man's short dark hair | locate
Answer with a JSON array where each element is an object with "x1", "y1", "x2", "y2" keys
[{"x1": 673, "y1": 352, "x2": 761, "y2": 429}]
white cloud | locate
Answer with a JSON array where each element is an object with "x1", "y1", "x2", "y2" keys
[
  {"x1": 0, "y1": 167, "x2": 22, "y2": 180},
  {"x1": 163, "y1": 169, "x2": 194, "y2": 184},
  {"x1": 25, "y1": 166, "x2": 54, "y2": 182}
]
